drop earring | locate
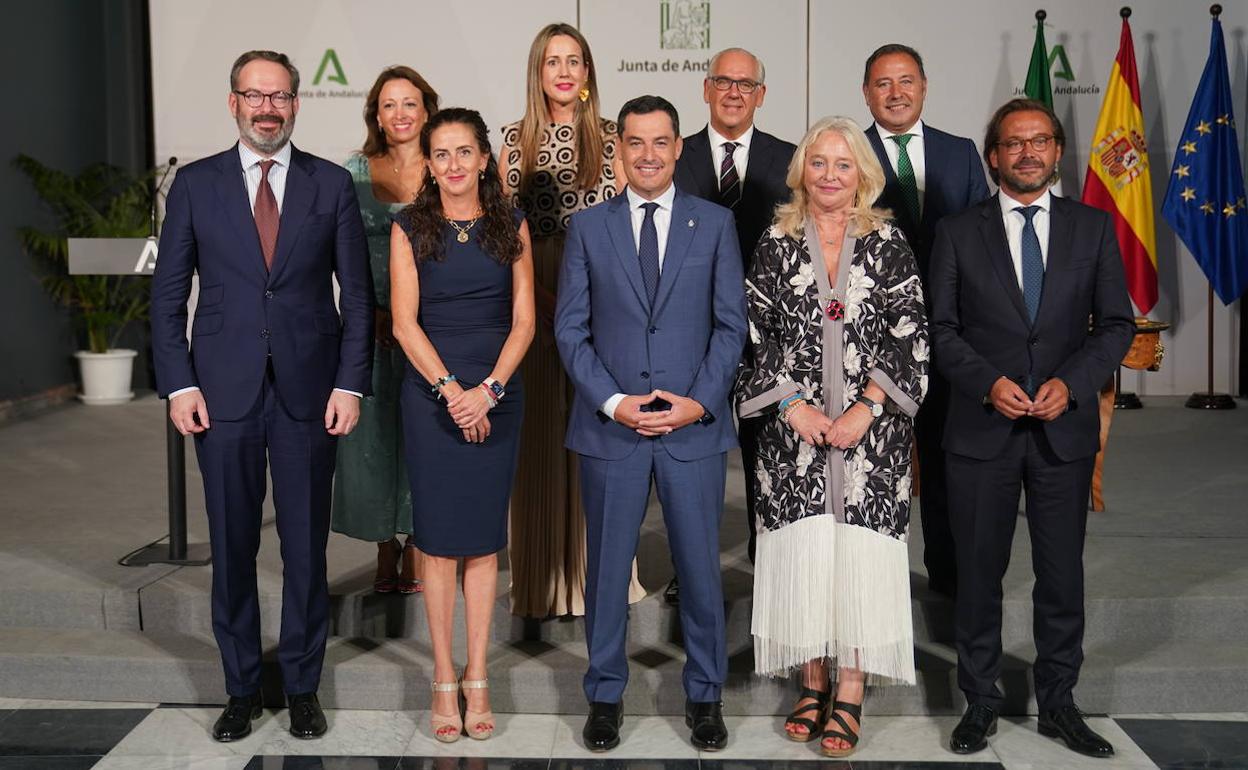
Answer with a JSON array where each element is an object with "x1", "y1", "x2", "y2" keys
[{"x1": 578, "y1": 87, "x2": 590, "y2": 103}]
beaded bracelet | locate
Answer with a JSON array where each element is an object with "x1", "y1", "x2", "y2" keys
[
  {"x1": 431, "y1": 374, "x2": 457, "y2": 400},
  {"x1": 778, "y1": 394, "x2": 807, "y2": 424}
]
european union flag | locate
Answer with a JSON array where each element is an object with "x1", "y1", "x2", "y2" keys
[{"x1": 1161, "y1": 16, "x2": 1248, "y2": 305}]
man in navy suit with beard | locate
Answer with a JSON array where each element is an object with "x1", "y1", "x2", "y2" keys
[
  {"x1": 862, "y1": 43, "x2": 991, "y2": 599},
  {"x1": 151, "y1": 50, "x2": 372, "y2": 742},
  {"x1": 930, "y1": 98, "x2": 1132, "y2": 759}
]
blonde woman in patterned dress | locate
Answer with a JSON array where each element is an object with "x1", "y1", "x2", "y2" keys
[
  {"x1": 736, "y1": 116, "x2": 928, "y2": 757},
  {"x1": 501, "y1": 23, "x2": 645, "y2": 617}
]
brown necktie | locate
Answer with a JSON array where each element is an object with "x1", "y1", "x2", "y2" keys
[{"x1": 254, "y1": 159, "x2": 279, "y2": 270}]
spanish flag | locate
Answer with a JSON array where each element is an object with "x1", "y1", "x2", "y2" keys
[{"x1": 1082, "y1": 14, "x2": 1158, "y2": 313}]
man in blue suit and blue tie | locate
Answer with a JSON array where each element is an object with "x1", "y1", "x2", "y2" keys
[
  {"x1": 863, "y1": 43, "x2": 991, "y2": 599},
  {"x1": 151, "y1": 50, "x2": 373, "y2": 742},
  {"x1": 555, "y1": 95, "x2": 747, "y2": 752}
]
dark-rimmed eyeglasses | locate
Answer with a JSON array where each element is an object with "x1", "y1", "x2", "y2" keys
[
  {"x1": 707, "y1": 76, "x2": 761, "y2": 94},
  {"x1": 233, "y1": 89, "x2": 295, "y2": 109},
  {"x1": 998, "y1": 135, "x2": 1054, "y2": 155}
]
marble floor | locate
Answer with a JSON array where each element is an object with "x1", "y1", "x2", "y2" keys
[{"x1": 1, "y1": 698, "x2": 1245, "y2": 769}]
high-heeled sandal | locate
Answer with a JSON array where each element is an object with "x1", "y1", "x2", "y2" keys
[
  {"x1": 784, "y1": 686, "x2": 830, "y2": 743},
  {"x1": 459, "y1": 676, "x2": 494, "y2": 740},
  {"x1": 429, "y1": 679, "x2": 462, "y2": 743},
  {"x1": 373, "y1": 538, "x2": 401, "y2": 594},
  {"x1": 821, "y1": 699, "x2": 864, "y2": 758},
  {"x1": 398, "y1": 540, "x2": 423, "y2": 595}
]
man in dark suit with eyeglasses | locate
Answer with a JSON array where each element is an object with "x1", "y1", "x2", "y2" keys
[{"x1": 673, "y1": 47, "x2": 795, "y2": 594}]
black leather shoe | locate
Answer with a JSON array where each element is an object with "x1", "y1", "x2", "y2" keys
[
  {"x1": 1039, "y1": 705, "x2": 1114, "y2": 758},
  {"x1": 583, "y1": 701, "x2": 622, "y2": 751},
  {"x1": 211, "y1": 693, "x2": 263, "y2": 742},
  {"x1": 950, "y1": 703, "x2": 997, "y2": 754},
  {"x1": 287, "y1": 692, "x2": 328, "y2": 739},
  {"x1": 685, "y1": 699, "x2": 728, "y2": 751},
  {"x1": 664, "y1": 577, "x2": 680, "y2": 605}
]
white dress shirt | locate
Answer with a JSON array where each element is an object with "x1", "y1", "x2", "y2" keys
[
  {"x1": 998, "y1": 189, "x2": 1052, "y2": 289},
  {"x1": 873, "y1": 120, "x2": 927, "y2": 216},
  {"x1": 170, "y1": 140, "x2": 361, "y2": 401},
  {"x1": 238, "y1": 140, "x2": 292, "y2": 212},
  {"x1": 707, "y1": 123, "x2": 754, "y2": 188},
  {"x1": 601, "y1": 183, "x2": 678, "y2": 420}
]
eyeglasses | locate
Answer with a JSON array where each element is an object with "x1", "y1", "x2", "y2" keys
[
  {"x1": 233, "y1": 89, "x2": 295, "y2": 109},
  {"x1": 707, "y1": 76, "x2": 761, "y2": 94},
  {"x1": 998, "y1": 135, "x2": 1055, "y2": 154}
]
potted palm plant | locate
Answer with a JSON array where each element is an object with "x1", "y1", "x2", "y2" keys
[{"x1": 14, "y1": 154, "x2": 157, "y2": 404}]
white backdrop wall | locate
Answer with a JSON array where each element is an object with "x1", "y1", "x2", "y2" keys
[{"x1": 151, "y1": 0, "x2": 1247, "y2": 396}]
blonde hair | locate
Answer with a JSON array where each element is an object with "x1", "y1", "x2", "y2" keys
[
  {"x1": 518, "y1": 23, "x2": 605, "y2": 193},
  {"x1": 773, "y1": 115, "x2": 891, "y2": 239}
]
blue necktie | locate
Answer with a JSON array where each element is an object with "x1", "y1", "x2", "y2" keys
[
  {"x1": 1016, "y1": 205, "x2": 1045, "y2": 323},
  {"x1": 638, "y1": 202, "x2": 660, "y2": 305}
]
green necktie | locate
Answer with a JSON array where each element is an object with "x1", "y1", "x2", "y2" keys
[{"x1": 891, "y1": 134, "x2": 920, "y2": 226}]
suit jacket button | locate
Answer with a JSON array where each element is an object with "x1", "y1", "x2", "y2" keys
[
  {"x1": 260, "y1": 329, "x2": 270, "y2": 339},
  {"x1": 265, "y1": 290, "x2": 274, "y2": 299},
  {"x1": 649, "y1": 326, "x2": 657, "y2": 334},
  {"x1": 1030, "y1": 337, "x2": 1039, "y2": 346},
  {"x1": 641, "y1": 371, "x2": 650, "y2": 379}
]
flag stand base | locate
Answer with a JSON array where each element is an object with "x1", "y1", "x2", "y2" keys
[
  {"x1": 1114, "y1": 391, "x2": 1143, "y2": 409},
  {"x1": 1185, "y1": 392, "x2": 1237, "y2": 410}
]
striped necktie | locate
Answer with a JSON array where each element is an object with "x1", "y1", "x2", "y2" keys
[{"x1": 718, "y1": 141, "x2": 741, "y2": 207}]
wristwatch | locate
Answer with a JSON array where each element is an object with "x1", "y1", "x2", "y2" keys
[
  {"x1": 483, "y1": 377, "x2": 506, "y2": 401},
  {"x1": 855, "y1": 395, "x2": 883, "y2": 418}
]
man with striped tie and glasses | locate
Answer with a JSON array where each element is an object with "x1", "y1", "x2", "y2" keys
[
  {"x1": 673, "y1": 48, "x2": 795, "y2": 595},
  {"x1": 862, "y1": 43, "x2": 990, "y2": 602},
  {"x1": 928, "y1": 99, "x2": 1132, "y2": 759}
]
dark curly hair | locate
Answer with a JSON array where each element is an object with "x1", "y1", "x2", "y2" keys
[{"x1": 402, "y1": 108, "x2": 522, "y2": 265}]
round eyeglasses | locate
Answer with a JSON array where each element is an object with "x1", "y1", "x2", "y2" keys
[{"x1": 233, "y1": 90, "x2": 295, "y2": 109}]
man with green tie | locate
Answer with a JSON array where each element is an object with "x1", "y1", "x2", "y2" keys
[{"x1": 862, "y1": 43, "x2": 990, "y2": 600}]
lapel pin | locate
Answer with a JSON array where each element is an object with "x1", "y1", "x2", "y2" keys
[{"x1": 687, "y1": 219, "x2": 695, "y2": 228}]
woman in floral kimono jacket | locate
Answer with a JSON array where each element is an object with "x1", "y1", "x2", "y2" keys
[{"x1": 735, "y1": 116, "x2": 928, "y2": 755}]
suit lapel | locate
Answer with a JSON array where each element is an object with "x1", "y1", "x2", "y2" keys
[
  {"x1": 1036, "y1": 196, "x2": 1075, "y2": 325},
  {"x1": 653, "y1": 191, "x2": 696, "y2": 316},
  {"x1": 606, "y1": 195, "x2": 650, "y2": 310},
  {"x1": 919, "y1": 128, "x2": 944, "y2": 229},
  {"x1": 269, "y1": 145, "x2": 315, "y2": 281},
  {"x1": 867, "y1": 125, "x2": 900, "y2": 187},
  {"x1": 978, "y1": 195, "x2": 1032, "y2": 326},
  {"x1": 687, "y1": 128, "x2": 718, "y2": 198},
  {"x1": 213, "y1": 145, "x2": 268, "y2": 280}
]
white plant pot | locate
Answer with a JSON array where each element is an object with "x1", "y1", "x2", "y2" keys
[{"x1": 74, "y1": 348, "x2": 138, "y2": 405}]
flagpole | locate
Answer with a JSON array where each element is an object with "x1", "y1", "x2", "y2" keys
[
  {"x1": 1185, "y1": 4, "x2": 1237, "y2": 410},
  {"x1": 1113, "y1": 6, "x2": 1140, "y2": 411}
]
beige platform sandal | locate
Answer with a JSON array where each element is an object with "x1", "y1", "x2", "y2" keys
[
  {"x1": 459, "y1": 676, "x2": 495, "y2": 740},
  {"x1": 429, "y1": 679, "x2": 462, "y2": 743}
]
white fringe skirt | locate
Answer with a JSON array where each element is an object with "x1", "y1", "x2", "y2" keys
[{"x1": 751, "y1": 514, "x2": 915, "y2": 685}]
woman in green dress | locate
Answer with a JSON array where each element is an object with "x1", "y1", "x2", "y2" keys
[{"x1": 333, "y1": 66, "x2": 439, "y2": 593}]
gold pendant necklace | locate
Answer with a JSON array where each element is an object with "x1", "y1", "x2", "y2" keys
[{"x1": 447, "y1": 210, "x2": 482, "y2": 243}]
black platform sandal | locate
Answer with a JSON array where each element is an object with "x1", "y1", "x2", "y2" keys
[
  {"x1": 783, "y1": 686, "x2": 830, "y2": 743},
  {"x1": 821, "y1": 699, "x2": 863, "y2": 757}
]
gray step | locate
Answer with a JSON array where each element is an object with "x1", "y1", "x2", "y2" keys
[
  {"x1": 131, "y1": 559, "x2": 1248, "y2": 650},
  {"x1": 2, "y1": 626, "x2": 1244, "y2": 716}
]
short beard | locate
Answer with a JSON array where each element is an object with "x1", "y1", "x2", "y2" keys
[
  {"x1": 238, "y1": 113, "x2": 295, "y2": 155},
  {"x1": 999, "y1": 163, "x2": 1056, "y2": 195}
]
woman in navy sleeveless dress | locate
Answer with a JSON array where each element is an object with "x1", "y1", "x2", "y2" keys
[{"x1": 390, "y1": 108, "x2": 535, "y2": 742}]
